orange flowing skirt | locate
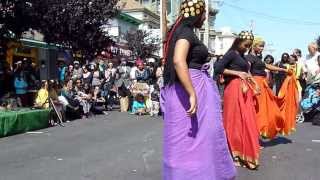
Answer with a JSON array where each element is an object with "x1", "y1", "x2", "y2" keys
[
  {"x1": 253, "y1": 76, "x2": 285, "y2": 139},
  {"x1": 253, "y1": 74, "x2": 299, "y2": 138},
  {"x1": 278, "y1": 75, "x2": 299, "y2": 135},
  {"x1": 223, "y1": 78, "x2": 260, "y2": 168}
]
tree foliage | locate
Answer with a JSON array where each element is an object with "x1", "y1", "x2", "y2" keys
[
  {"x1": 0, "y1": 0, "x2": 34, "y2": 45},
  {"x1": 1, "y1": 0, "x2": 119, "y2": 59},
  {"x1": 125, "y1": 30, "x2": 159, "y2": 60}
]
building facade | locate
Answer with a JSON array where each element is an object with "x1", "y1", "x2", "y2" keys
[
  {"x1": 102, "y1": 12, "x2": 142, "y2": 43},
  {"x1": 212, "y1": 27, "x2": 237, "y2": 55},
  {"x1": 119, "y1": 0, "x2": 160, "y2": 29},
  {"x1": 134, "y1": 0, "x2": 160, "y2": 15},
  {"x1": 118, "y1": 0, "x2": 161, "y2": 57},
  {"x1": 198, "y1": 0, "x2": 220, "y2": 53},
  {"x1": 165, "y1": 0, "x2": 221, "y2": 53}
]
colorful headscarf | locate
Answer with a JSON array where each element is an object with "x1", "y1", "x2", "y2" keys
[{"x1": 136, "y1": 59, "x2": 144, "y2": 66}]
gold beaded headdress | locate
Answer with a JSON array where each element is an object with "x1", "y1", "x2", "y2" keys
[
  {"x1": 238, "y1": 31, "x2": 254, "y2": 41},
  {"x1": 180, "y1": 0, "x2": 206, "y2": 18}
]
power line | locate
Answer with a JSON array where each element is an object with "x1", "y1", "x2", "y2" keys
[{"x1": 221, "y1": 2, "x2": 320, "y2": 26}]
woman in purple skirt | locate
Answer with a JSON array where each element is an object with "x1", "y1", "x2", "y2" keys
[{"x1": 160, "y1": 0, "x2": 236, "y2": 179}]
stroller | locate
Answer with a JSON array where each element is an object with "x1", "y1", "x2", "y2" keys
[{"x1": 297, "y1": 81, "x2": 320, "y2": 125}]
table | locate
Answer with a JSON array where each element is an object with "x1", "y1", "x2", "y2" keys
[{"x1": 0, "y1": 108, "x2": 50, "y2": 137}]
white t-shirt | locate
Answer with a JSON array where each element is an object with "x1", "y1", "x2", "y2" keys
[
  {"x1": 130, "y1": 66, "x2": 138, "y2": 80},
  {"x1": 305, "y1": 52, "x2": 320, "y2": 82}
]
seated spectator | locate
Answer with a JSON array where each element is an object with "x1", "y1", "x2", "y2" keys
[
  {"x1": 74, "y1": 81, "x2": 92, "y2": 118},
  {"x1": 82, "y1": 65, "x2": 92, "y2": 85},
  {"x1": 0, "y1": 92, "x2": 18, "y2": 110},
  {"x1": 91, "y1": 86, "x2": 108, "y2": 115},
  {"x1": 106, "y1": 84, "x2": 118, "y2": 111},
  {"x1": 131, "y1": 93, "x2": 148, "y2": 116},
  {"x1": 131, "y1": 81, "x2": 149, "y2": 97},
  {"x1": 34, "y1": 80, "x2": 49, "y2": 108},
  {"x1": 48, "y1": 80, "x2": 65, "y2": 123},
  {"x1": 150, "y1": 84, "x2": 160, "y2": 117},
  {"x1": 91, "y1": 63, "x2": 102, "y2": 87},
  {"x1": 59, "y1": 80, "x2": 81, "y2": 120}
]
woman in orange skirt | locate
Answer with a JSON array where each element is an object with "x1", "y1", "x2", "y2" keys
[
  {"x1": 214, "y1": 31, "x2": 260, "y2": 170},
  {"x1": 245, "y1": 37, "x2": 289, "y2": 139},
  {"x1": 278, "y1": 54, "x2": 301, "y2": 135}
]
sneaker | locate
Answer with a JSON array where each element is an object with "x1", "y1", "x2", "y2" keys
[
  {"x1": 296, "y1": 113, "x2": 304, "y2": 123},
  {"x1": 103, "y1": 111, "x2": 109, "y2": 115}
]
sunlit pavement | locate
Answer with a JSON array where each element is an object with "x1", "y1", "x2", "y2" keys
[{"x1": 0, "y1": 112, "x2": 319, "y2": 180}]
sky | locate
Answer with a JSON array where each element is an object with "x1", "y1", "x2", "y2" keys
[{"x1": 215, "y1": 0, "x2": 320, "y2": 60}]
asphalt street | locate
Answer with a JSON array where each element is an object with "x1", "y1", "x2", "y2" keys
[{"x1": 0, "y1": 112, "x2": 319, "y2": 180}]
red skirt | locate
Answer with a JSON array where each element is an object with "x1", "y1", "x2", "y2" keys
[{"x1": 223, "y1": 78, "x2": 260, "y2": 169}]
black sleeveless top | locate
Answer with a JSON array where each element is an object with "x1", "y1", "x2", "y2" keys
[
  {"x1": 245, "y1": 54, "x2": 266, "y2": 77},
  {"x1": 163, "y1": 25, "x2": 209, "y2": 86},
  {"x1": 214, "y1": 50, "x2": 250, "y2": 85}
]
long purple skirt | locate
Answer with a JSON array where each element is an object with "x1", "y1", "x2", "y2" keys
[{"x1": 160, "y1": 69, "x2": 236, "y2": 180}]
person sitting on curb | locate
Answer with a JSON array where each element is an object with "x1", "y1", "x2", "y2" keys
[{"x1": 131, "y1": 93, "x2": 148, "y2": 116}]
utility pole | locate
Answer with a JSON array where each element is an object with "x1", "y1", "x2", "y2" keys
[
  {"x1": 204, "y1": 0, "x2": 210, "y2": 47},
  {"x1": 160, "y1": 0, "x2": 167, "y2": 57},
  {"x1": 250, "y1": 19, "x2": 255, "y2": 32}
]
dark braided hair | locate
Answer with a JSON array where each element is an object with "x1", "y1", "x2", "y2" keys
[{"x1": 163, "y1": 15, "x2": 205, "y2": 86}]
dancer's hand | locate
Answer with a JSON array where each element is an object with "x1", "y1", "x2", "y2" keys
[
  {"x1": 285, "y1": 68, "x2": 293, "y2": 75},
  {"x1": 238, "y1": 72, "x2": 250, "y2": 80},
  {"x1": 187, "y1": 93, "x2": 197, "y2": 116}
]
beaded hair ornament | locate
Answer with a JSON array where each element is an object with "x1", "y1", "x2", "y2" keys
[
  {"x1": 180, "y1": 0, "x2": 205, "y2": 18},
  {"x1": 163, "y1": 0, "x2": 206, "y2": 63},
  {"x1": 238, "y1": 31, "x2": 254, "y2": 41}
]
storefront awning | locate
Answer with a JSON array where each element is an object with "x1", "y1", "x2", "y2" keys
[
  {"x1": 20, "y1": 38, "x2": 59, "y2": 49},
  {"x1": 117, "y1": 13, "x2": 143, "y2": 25}
]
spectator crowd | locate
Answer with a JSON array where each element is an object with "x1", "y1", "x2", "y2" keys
[
  {"x1": 1, "y1": 42, "x2": 320, "y2": 125},
  {"x1": 0, "y1": 56, "x2": 165, "y2": 125}
]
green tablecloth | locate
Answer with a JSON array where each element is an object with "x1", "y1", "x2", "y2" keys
[{"x1": 0, "y1": 108, "x2": 50, "y2": 137}]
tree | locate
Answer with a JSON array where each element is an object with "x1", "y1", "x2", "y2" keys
[
  {"x1": 30, "y1": 0, "x2": 119, "y2": 59},
  {"x1": 29, "y1": 0, "x2": 119, "y2": 59},
  {"x1": 1, "y1": 0, "x2": 119, "y2": 59},
  {"x1": 125, "y1": 29, "x2": 160, "y2": 60},
  {"x1": 0, "y1": 0, "x2": 34, "y2": 52}
]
